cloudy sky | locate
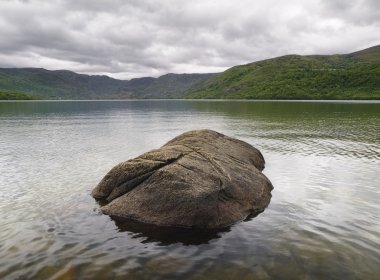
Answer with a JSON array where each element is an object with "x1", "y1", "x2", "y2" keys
[{"x1": 0, "y1": 0, "x2": 379, "y2": 79}]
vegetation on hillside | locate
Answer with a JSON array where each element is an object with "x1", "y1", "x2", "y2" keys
[
  {"x1": 0, "y1": 91, "x2": 39, "y2": 100},
  {"x1": 186, "y1": 45, "x2": 380, "y2": 100},
  {"x1": 0, "y1": 68, "x2": 214, "y2": 99},
  {"x1": 0, "y1": 45, "x2": 379, "y2": 100},
  {"x1": 119, "y1": 73, "x2": 216, "y2": 98}
]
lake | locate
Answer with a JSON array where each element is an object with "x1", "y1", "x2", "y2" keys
[{"x1": 0, "y1": 100, "x2": 379, "y2": 279}]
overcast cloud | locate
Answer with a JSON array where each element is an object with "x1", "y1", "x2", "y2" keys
[{"x1": 0, "y1": 0, "x2": 379, "y2": 79}]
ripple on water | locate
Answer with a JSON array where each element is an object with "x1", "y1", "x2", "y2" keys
[{"x1": 0, "y1": 100, "x2": 379, "y2": 279}]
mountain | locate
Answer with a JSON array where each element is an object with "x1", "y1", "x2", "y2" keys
[
  {"x1": 186, "y1": 45, "x2": 380, "y2": 100},
  {"x1": 118, "y1": 73, "x2": 215, "y2": 99},
  {"x1": 1, "y1": 45, "x2": 379, "y2": 100},
  {"x1": 0, "y1": 68, "x2": 215, "y2": 99}
]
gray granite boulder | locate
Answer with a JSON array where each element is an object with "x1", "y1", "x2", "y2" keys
[{"x1": 92, "y1": 130, "x2": 273, "y2": 228}]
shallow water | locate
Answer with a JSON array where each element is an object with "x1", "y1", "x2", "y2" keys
[{"x1": 0, "y1": 100, "x2": 379, "y2": 279}]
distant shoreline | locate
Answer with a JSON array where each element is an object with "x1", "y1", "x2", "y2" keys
[{"x1": 1, "y1": 99, "x2": 379, "y2": 103}]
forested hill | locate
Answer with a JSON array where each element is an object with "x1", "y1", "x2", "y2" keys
[
  {"x1": 0, "y1": 68, "x2": 215, "y2": 99},
  {"x1": 186, "y1": 45, "x2": 380, "y2": 100},
  {"x1": 1, "y1": 45, "x2": 379, "y2": 100}
]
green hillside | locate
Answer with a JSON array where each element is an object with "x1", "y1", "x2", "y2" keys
[
  {"x1": 1, "y1": 45, "x2": 379, "y2": 100},
  {"x1": 186, "y1": 45, "x2": 380, "y2": 100},
  {"x1": 119, "y1": 73, "x2": 215, "y2": 99},
  {"x1": 0, "y1": 68, "x2": 214, "y2": 99},
  {"x1": 0, "y1": 68, "x2": 125, "y2": 99},
  {"x1": 0, "y1": 91, "x2": 39, "y2": 100}
]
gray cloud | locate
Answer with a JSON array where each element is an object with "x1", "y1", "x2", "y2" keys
[{"x1": 0, "y1": 0, "x2": 379, "y2": 79}]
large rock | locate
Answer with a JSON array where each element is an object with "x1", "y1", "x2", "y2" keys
[{"x1": 92, "y1": 130, "x2": 273, "y2": 229}]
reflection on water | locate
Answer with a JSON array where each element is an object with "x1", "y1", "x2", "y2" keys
[
  {"x1": 109, "y1": 211, "x2": 263, "y2": 246},
  {"x1": 0, "y1": 100, "x2": 379, "y2": 279},
  {"x1": 113, "y1": 218, "x2": 230, "y2": 246}
]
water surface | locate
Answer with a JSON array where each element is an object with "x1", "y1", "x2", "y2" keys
[{"x1": 0, "y1": 100, "x2": 379, "y2": 279}]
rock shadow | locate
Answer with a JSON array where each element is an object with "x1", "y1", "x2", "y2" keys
[{"x1": 107, "y1": 209, "x2": 265, "y2": 246}]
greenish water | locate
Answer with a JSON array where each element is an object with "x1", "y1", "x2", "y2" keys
[{"x1": 0, "y1": 100, "x2": 379, "y2": 279}]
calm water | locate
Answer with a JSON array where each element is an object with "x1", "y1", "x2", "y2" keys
[{"x1": 0, "y1": 100, "x2": 379, "y2": 280}]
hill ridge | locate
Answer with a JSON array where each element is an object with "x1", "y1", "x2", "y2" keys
[
  {"x1": 185, "y1": 45, "x2": 380, "y2": 100},
  {"x1": 0, "y1": 68, "x2": 215, "y2": 99},
  {"x1": 0, "y1": 44, "x2": 379, "y2": 99}
]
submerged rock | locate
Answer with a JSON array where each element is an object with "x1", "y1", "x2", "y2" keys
[{"x1": 92, "y1": 130, "x2": 273, "y2": 229}]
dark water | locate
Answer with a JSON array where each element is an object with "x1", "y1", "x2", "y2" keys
[{"x1": 0, "y1": 100, "x2": 379, "y2": 279}]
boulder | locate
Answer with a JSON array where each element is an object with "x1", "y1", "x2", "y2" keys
[{"x1": 92, "y1": 130, "x2": 273, "y2": 228}]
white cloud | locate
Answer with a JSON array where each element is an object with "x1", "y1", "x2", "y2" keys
[{"x1": 0, "y1": 0, "x2": 379, "y2": 79}]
